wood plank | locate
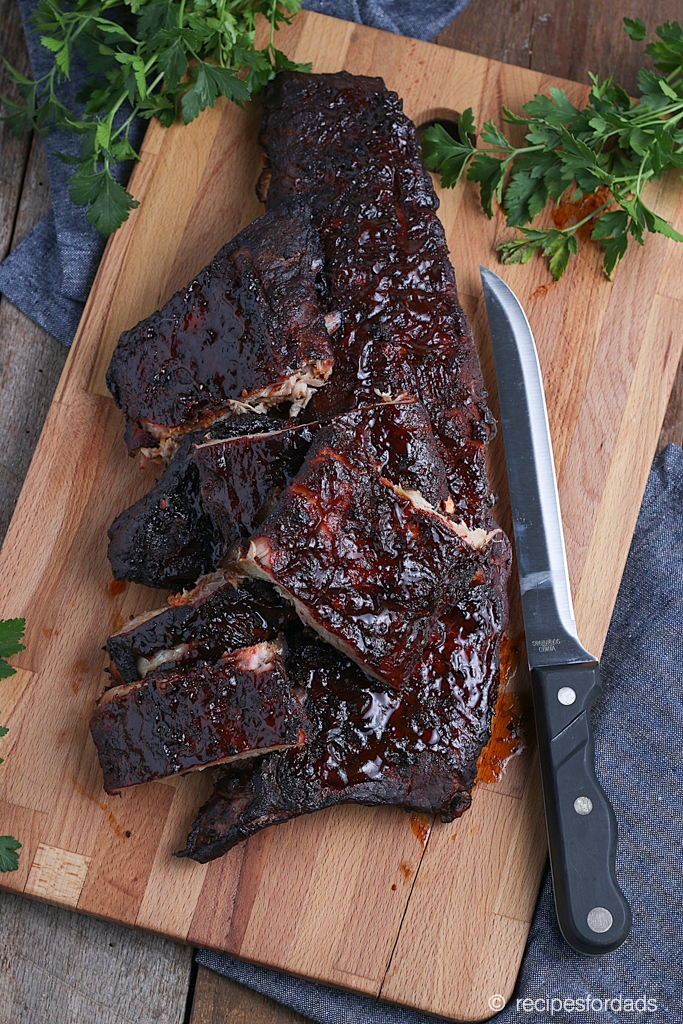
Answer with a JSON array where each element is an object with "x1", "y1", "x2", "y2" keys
[
  {"x1": 0, "y1": 134, "x2": 68, "y2": 545},
  {"x1": 190, "y1": 968, "x2": 312, "y2": 1024},
  {"x1": 0, "y1": 889, "x2": 193, "y2": 1024},
  {"x1": 436, "y1": 0, "x2": 683, "y2": 95},
  {"x1": 0, "y1": 0, "x2": 32, "y2": 262},
  {"x1": 25, "y1": 844, "x2": 91, "y2": 907},
  {"x1": 1, "y1": 9, "x2": 682, "y2": 1023}
]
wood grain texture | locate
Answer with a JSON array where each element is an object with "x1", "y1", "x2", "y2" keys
[
  {"x1": 190, "y1": 969, "x2": 311, "y2": 1024},
  {"x1": 0, "y1": 0, "x2": 32, "y2": 263},
  {"x1": 436, "y1": 0, "x2": 683, "y2": 95},
  {"x1": 0, "y1": 889, "x2": 192, "y2": 1024},
  {"x1": 1, "y1": 9, "x2": 683, "y2": 1023}
]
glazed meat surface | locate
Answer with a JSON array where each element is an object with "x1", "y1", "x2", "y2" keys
[
  {"x1": 91, "y1": 640, "x2": 304, "y2": 793},
  {"x1": 311, "y1": 397, "x2": 449, "y2": 508},
  {"x1": 107, "y1": 412, "x2": 316, "y2": 590},
  {"x1": 107, "y1": 569, "x2": 297, "y2": 685},
  {"x1": 194, "y1": 420, "x2": 318, "y2": 550},
  {"x1": 180, "y1": 563, "x2": 507, "y2": 862},
  {"x1": 106, "y1": 198, "x2": 335, "y2": 457},
  {"x1": 243, "y1": 401, "x2": 492, "y2": 688},
  {"x1": 258, "y1": 72, "x2": 495, "y2": 524}
]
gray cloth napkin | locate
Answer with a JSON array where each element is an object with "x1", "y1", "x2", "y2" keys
[
  {"x1": 197, "y1": 443, "x2": 683, "y2": 1023},
  {"x1": 0, "y1": 0, "x2": 470, "y2": 345}
]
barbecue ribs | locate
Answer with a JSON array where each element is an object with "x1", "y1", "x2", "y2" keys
[
  {"x1": 91, "y1": 640, "x2": 305, "y2": 793},
  {"x1": 107, "y1": 412, "x2": 317, "y2": 589},
  {"x1": 257, "y1": 71, "x2": 495, "y2": 525},
  {"x1": 243, "y1": 400, "x2": 494, "y2": 688},
  {"x1": 106, "y1": 569, "x2": 297, "y2": 685},
  {"x1": 94, "y1": 71, "x2": 512, "y2": 863},
  {"x1": 106, "y1": 198, "x2": 335, "y2": 457},
  {"x1": 180, "y1": 561, "x2": 507, "y2": 861}
]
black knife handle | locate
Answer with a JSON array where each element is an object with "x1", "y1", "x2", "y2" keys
[{"x1": 530, "y1": 661, "x2": 631, "y2": 955}]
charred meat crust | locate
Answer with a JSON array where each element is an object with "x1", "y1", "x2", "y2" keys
[
  {"x1": 91, "y1": 640, "x2": 305, "y2": 793},
  {"x1": 194, "y1": 421, "x2": 318, "y2": 550},
  {"x1": 257, "y1": 71, "x2": 496, "y2": 526},
  {"x1": 243, "y1": 404, "x2": 489, "y2": 688},
  {"x1": 308, "y1": 397, "x2": 449, "y2": 508},
  {"x1": 106, "y1": 197, "x2": 334, "y2": 455},
  {"x1": 179, "y1": 559, "x2": 508, "y2": 861},
  {"x1": 177, "y1": 71, "x2": 513, "y2": 862},
  {"x1": 107, "y1": 412, "x2": 317, "y2": 590},
  {"x1": 107, "y1": 570, "x2": 297, "y2": 686}
]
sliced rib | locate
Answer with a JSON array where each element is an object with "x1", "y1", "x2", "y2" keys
[
  {"x1": 107, "y1": 412, "x2": 316, "y2": 590},
  {"x1": 106, "y1": 198, "x2": 335, "y2": 456},
  {"x1": 179, "y1": 562, "x2": 507, "y2": 862},
  {"x1": 107, "y1": 569, "x2": 297, "y2": 686},
  {"x1": 193, "y1": 420, "x2": 318, "y2": 551},
  {"x1": 242, "y1": 409, "x2": 491, "y2": 688},
  {"x1": 90, "y1": 640, "x2": 304, "y2": 794}
]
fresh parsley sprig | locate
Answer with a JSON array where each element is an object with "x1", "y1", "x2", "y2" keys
[
  {"x1": 422, "y1": 18, "x2": 683, "y2": 280},
  {"x1": 1, "y1": 0, "x2": 308, "y2": 235},
  {"x1": 0, "y1": 836, "x2": 22, "y2": 873},
  {"x1": 0, "y1": 618, "x2": 26, "y2": 873}
]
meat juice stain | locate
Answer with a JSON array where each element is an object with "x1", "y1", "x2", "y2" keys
[
  {"x1": 111, "y1": 607, "x2": 124, "y2": 632},
  {"x1": 409, "y1": 812, "x2": 432, "y2": 849},
  {"x1": 69, "y1": 777, "x2": 130, "y2": 840},
  {"x1": 399, "y1": 862, "x2": 412, "y2": 880},
  {"x1": 475, "y1": 634, "x2": 528, "y2": 785},
  {"x1": 71, "y1": 658, "x2": 89, "y2": 694},
  {"x1": 530, "y1": 283, "x2": 551, "y2": 301},
  {"x1": 108, "y1": 579, "x2": 127, "y2": 597},
  {"x1": 551, "y1": 184, "x2": 612, "y2": 241}
]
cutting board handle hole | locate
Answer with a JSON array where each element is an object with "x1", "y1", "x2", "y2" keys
[{"x1": 415, "y1": 109, "x2": 476, "y2": 151}]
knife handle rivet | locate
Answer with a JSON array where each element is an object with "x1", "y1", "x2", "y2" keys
[
  {"x1": 587, "y1": 907, "x2": 613, "y2": 933},
  {"x1": 574, "y1": 796, "x2": 593, "y2": 815},
  {"x1": 557, "y1": 686, "x2": 576, "y2": 706}
]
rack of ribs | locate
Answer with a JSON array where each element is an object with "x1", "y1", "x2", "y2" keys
[
  {"x1": 180, "y1": 564, "x2": 507, "y2": 861},
  {"x1": 107, "y1": 412, "x2": 317, "y2": 590},
  {"x1": 257, "y1": 71, "x2": 496, "y2": 526},
  {"x1": 94, "y1": 71, "x2": 511, "y2": 863},
  {"x1": 106, "y1": 569, "x2": 297, "y2": 685},
  {"x1": 91, "y1": 640, "x2": 305, "y2": 793},
  {"x1": 242, "y1": 400, "x2": 495, "y2": 689},
  {"x1": 106, "y1": 197, "x2": 336, "y2": 458}
]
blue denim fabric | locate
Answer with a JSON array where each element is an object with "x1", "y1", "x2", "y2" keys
[
  {"x1": 197, "y1": 446, "x2": 683, "y2": 1023},
  {"x1": 0, "y1": 0, "x2": 469, "y2": 344}
]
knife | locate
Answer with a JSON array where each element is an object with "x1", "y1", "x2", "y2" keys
[{"x1": 480, "y1": 266, "x2": 631, "y2": 956}]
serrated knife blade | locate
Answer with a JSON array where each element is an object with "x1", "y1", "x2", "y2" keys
[{"x1": 481, "y1": 266, "x2": 631, "y2": 956}]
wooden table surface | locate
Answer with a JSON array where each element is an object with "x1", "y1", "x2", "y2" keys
[{"x1": 1, "y1": 2, "x2": 681, "y2": 1021}]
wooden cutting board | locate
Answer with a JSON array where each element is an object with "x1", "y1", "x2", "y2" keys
[{"x1": 1, "y1": 11, "x2": 682, "y2": 1020}]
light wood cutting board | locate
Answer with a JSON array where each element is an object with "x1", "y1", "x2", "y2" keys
[{"x1": 1, "y1": 12, "x2": 682, "y2": 1020}]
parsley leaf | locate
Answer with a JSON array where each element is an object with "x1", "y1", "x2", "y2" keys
[
  {"x1": 422, "y1": 116, "x2": 476, "y2": 189},
  {"x1": 0, "y1": 836, "x2": 21, "y2": 873},
  {"x1": 69, "y1": 167, "x2": 140, "y2": 235},
  {"x1": 0, "y1": 618, "x2": 25, "y2": 679}
]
